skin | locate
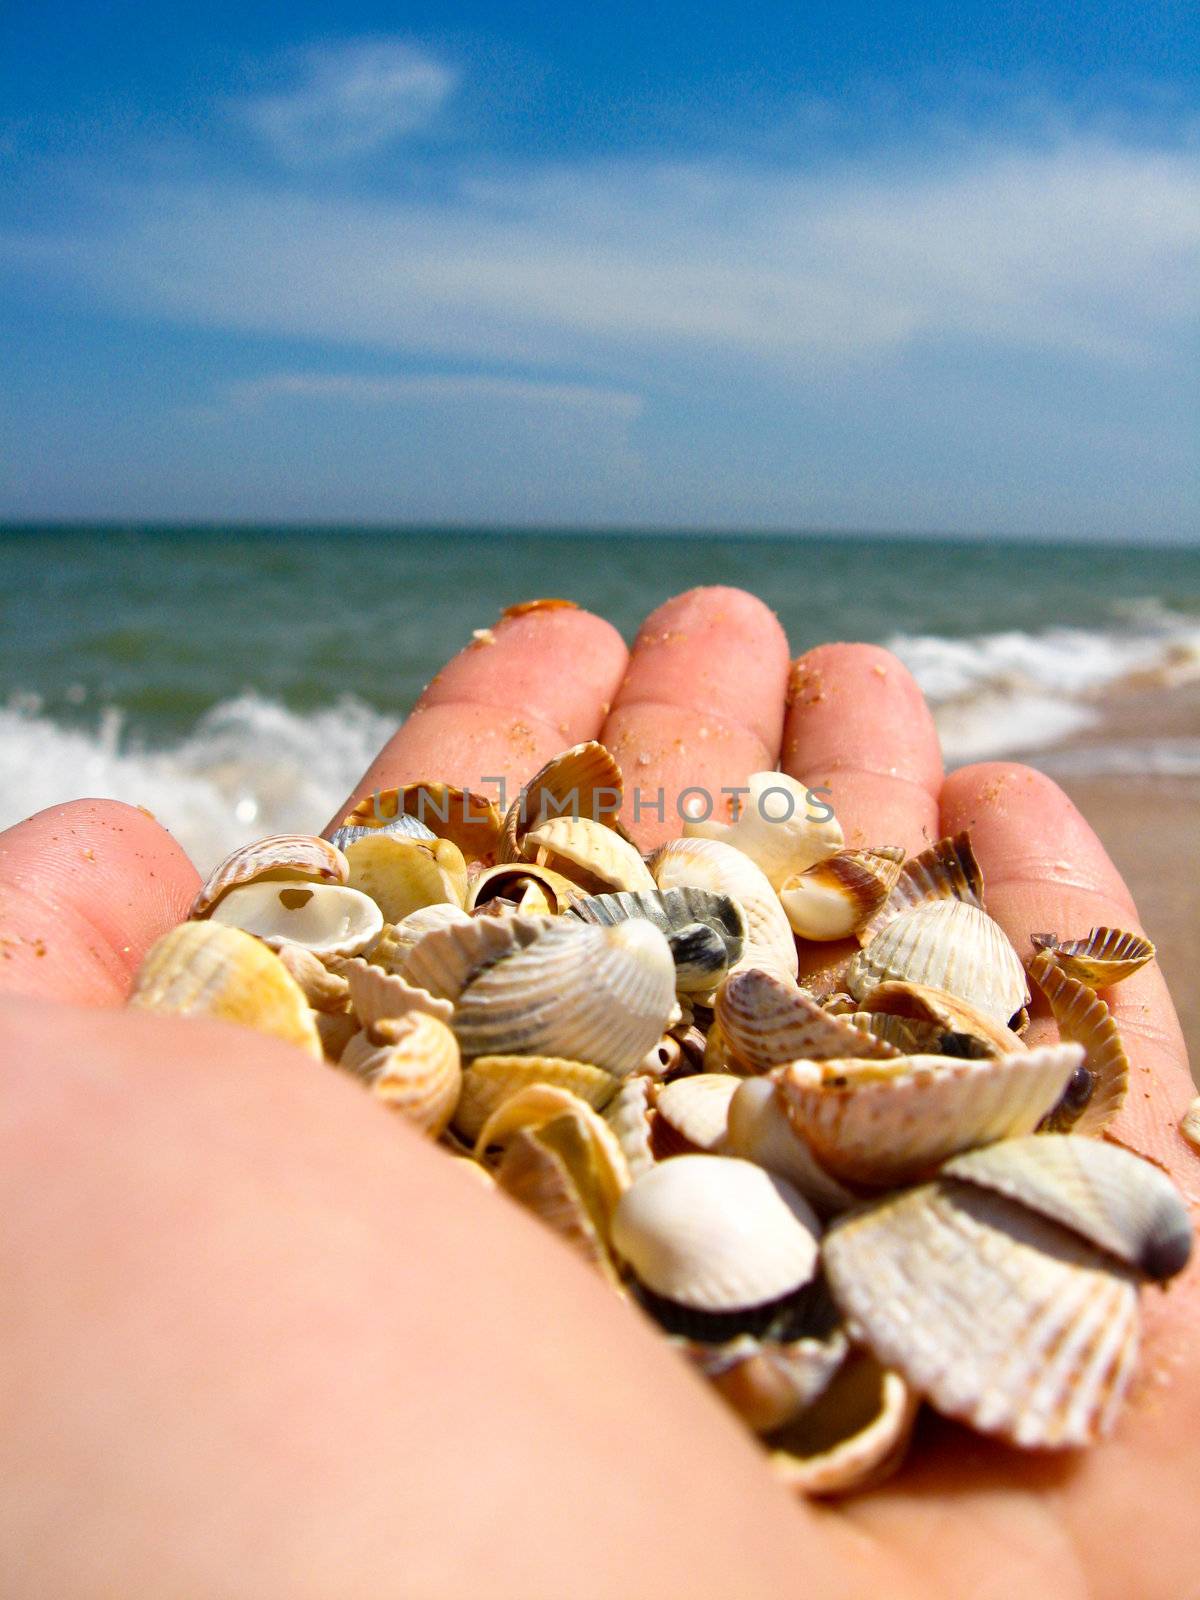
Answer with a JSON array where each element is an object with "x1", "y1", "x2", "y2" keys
[{"x1": 0, "y1": 586, "x2": 1196, "y2": 1600}]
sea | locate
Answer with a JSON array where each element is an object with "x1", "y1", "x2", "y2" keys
[{"x1": 3, "y1": 526, "x2": 1199, "y2": 871}]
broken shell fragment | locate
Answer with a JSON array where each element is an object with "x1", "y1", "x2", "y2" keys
[
  {"x1": 128, "y1": 920, "x2": 322, "y2": 1059},
  {"x1": 823, "y1": 1179, "x2": 1140, "y2": 1448},
  {"x1": 568, "y1": 886, "x2": 746, "y2": 993},
  {"x1": 1030, "y1": 927, "x2": 1155, "y2": 990},
  {"x1": 846, "y1": 899, "x2": 1029, "y2": 1027},
  {"x1": 857, "y1": 980, "x2": 1026, "y2": 1058},
  {"x1": 611, "y1": 1154, "x2": 821, "y2": 1313},
  {"x1": 344, "y1": 831, "x2": 467, "y2": 923},
  {"x1": 466, "y1": 862, "x2": 584, "y2": 916},
  {"x1": 209, "y1": 880, "x2": 384, "y2": 959},
  {"x1": 603, "y1": 1075, "x2": 658, "y2": 1179},
  {"x1": 651, "y1": 837, "x2": 798, "y2": 980},
  {"x1": 341, "y1": 1012, "x2": 462, "y2": 1138},
  {"x1": 766, "y1": 1352, "x2": 918, "y2": 1497},
  {"x1": 943, "y1": 1135, "x2": 1192, "y2": 1282},
  {"x1": 191, "y1": 834, "x2": 349, "y2": 919},
  {"x1": 1027, "y1": 951, "x2": 1128, "y2": 1134},
  {"x1": 474, "y1": 1086, "x2": 630, "y2": 1223},
  {"x1": 683, "y1": 771, "x2": 843, "y2": 890},
  {"x1": 716, "y1": 967, "x2": 898, "y2": 1073},
  {"x1": 779, "y1": 849, "x2": 904, "y2": 942},
  {"x1": 453, "y1": 1054, "x2": 616, "y2": 1143}
]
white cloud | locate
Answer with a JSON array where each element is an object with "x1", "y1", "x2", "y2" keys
[
  {"x1": 239, "y1": 40, "x2": 455, "y2": 164},
  {"x1": 218, "y1": 371, "x2": 643, "y2": 418}
]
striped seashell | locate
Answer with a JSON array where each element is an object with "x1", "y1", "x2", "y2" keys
[
  {"x1": 344, "y1": 832, "x2": 468, "y2": 923},
  {"x1": 603, "y1": 1075, "x2": 658, "y2": 1179},
  {"x1": 342, "y1": 1012, "x2": 463, "y2": 1138},
  {"x1": 854, "y1": 979, "x2": 1026, "y2": 1058},
  {"x1": 767, "y1": 1353, "x2": 917, "y2": 1497},
  {"x1": 369, "y1": 904, "x2": 473, "y2": 972},
  {"x1": 191, "y1": 834, "x2": 349, "y2": 919},
  {"x1": 453, "y1": 1054, "x2": 617, "y2": 1143},
  {"x1": 1027, "y1": 952, "x2": 1129, "y2": 1134},
  {"x1": 716, "y1": 967, "x2": 899, "y2": 1073},
  {"x1": 328, "y1": 814, "x2": 437, "y2": 854},
  {"x1": 337, "y1": 783, "x2": 502, "y2": 865},
  {"x1": 857, "y1": 832, "x2": 984, "y2": 946},
  {"x1": 846, "y1": 900, "x2": 1029, "y2": 1027},
  {"x1": 399, "y1": 912, "x2": 551, "y2": 1000},
  {"x1": 775, "y1": 1044, "x2": 1082, "y2": 1188},
  {"x1": 499, "y1": 740, "x2": 626, "y2": 863},
  {"x1": 650, "y1": 837, "x2": 798, "y2": 981},
  {"x1": 209, "y1": 880, "x2": 383, "y2": 958},
  {"x1": 568, "y1": 886, "x2": 746, "y2": 994},
  {"x1": 823, "y1": 1179, "x2": 1141, "y2": 1448},
  {"x1": 1029, "y1": 926, "x2": 1155, "y2": 990},
  {"x1": 341, "y1": 957, "x2": 454, "y2": 1028},
  {"x1": 128, "y1": 920, "x2": 322, "y2": 1058},
  {"x1": 683, "y1": 772, "x2": 843, "y2": 891},
  {"x1": 274, "y1": 941, "x2": 351, "y2": 1012},
  {"x1": 779, "y1": 848, "x2": 904, "y2": 942},
  {"x1": 523, "y1": 814, "x2": 655, "y2": 894}
]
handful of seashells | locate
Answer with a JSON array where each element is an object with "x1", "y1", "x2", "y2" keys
[{"x1": 128, "y1": 741, "x2": 1191, "y2": 1496}]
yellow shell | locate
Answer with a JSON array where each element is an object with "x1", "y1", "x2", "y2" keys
[
  {"x1": 191, "y1": 834, "x2": 349, "y2": 918},
  {"x1": 524, "y1": 814, "x2": 655, "y2": 894},
  {"x1": 1029, "y1": 926, "x2": 1155, "y2": 990},
  {"x1": 1027, "y1": 951, "x2": 1129, "y2": 1134},
  {"x1": 274, "y1": 941, "x2": 351, "y2": 1013},
  {"x1": 453, "y1": 1054, "x2": 617, "y2": 1143},
  {"x1": 341, "y1": 1012, "x2": 462, "y2": 1138},
  {"x1": 344, "y1": 832, "x2": 468, "y2": 923},
  {"x1": 499, "y1": 741, "x2": 626, "y2": 863},
  {"x1": 339, "y1": 782, "x2": 502, "y2": 866},
  {"x1": 128, "y1": 920, "x2": 322, "y2": 1059},
  {"x1": 474, "y1": 1085, "x2": 631, "y2": 1220},
  {"x1": 466, "y1": 862, "x2": 585, "y2": 915},
  {"x1": 341, "y1": 957, "x2": 455, "y2": 1028},
  {"x1": 767, "y1": 1353, "x2": 917, "y2": 1497},
  {"x1": 368, "y1": 904, "x2": 473, "y2": 972},
  {"x1": 1182, "y1": 1096, "x2": 1200, "y2": 1154}
]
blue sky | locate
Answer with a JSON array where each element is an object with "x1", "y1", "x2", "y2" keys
[{"x1": 2, "y1": 2, "x2": 1197, "y2": 537}]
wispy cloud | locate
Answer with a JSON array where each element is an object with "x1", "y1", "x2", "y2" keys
[
  {"x1": 211, "y1": 371, "x2": 643, "y2": 418},
  {"x1": 239, "y1": 40, "x2": 455, "y2": 165}
]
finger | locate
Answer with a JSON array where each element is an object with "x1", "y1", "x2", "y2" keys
[
  {"x1": 0, "y1": 800, "x2": 200, "y2": 1006},
  {"x1": 780, "y1": 644, "x2": 943, "y2": 855},
  {"x1": 332, "y1": 601, "x2": 628, "y2": 825},
  {"x1": 600, "y1": 587, "x2": 791, "y2": 849}
]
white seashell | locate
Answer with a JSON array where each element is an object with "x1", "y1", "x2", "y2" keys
[
  {"x1": 341, "y1": 958, "x2": 454, "y2": 1028},
  {"x1": 846, "y1": 900, "x2": 1029, "y2": 1027},
  {"x1": 524, "y1": 814, "x2": 655, "y2": 893},
  {"x1": 451, "y1": 919, "x2": 676, "y2": 1076},
  {"x1": 568, "y1": 886, "x2": 746, "y2": 994},
  {"x1": 651, "y1": 837, "x2": 798, "y2": 981},
  {"x1": 716, "y1": 967, "x2": 898, "y2": 1073},
  {"x1": 399, "y1": 912, "x2": 551, "y2": 1001},
  {"x1": 611, "y1": 1154, "x2": 821, "y2": 1312},
  {"x1": 684, "y1": 772, "x2": 843, "y2": 890},
  {"x1": 209, "y1": 880, "x2": 384, "y2": 958},
  {"x1": 776, "y1": 1044, "x2": 1082, "y2": 1187},
  {"x1": 724, "y1": 1078, "x2": 858, "y2": 1215},
  {"x1": 191, "y1": 834, "x2": 349, "y2": 918},
  {"x1": 369, "y1": 904, "x2": 473, "y2": 972},
  {"x1": 274, "y1": 941, "x2": 351, "y2": 1012},
  {"x1": 943, "y1": 1135, "x2": 1192, "y2": 1282},
  {"x1": 858, "y1": 832, "x2": 984, "y2": 946},
  {"x1": 344, "y1": 832, "x2": 467, "y2": 923},
  {"x1": 823, "y1": 1179, "x2": 1141, "y2": 1448},
  {"x1": 603, "y1": 1075, "x2": 658, "y2": 1179},
  {"x1": 654, "y1": 1074, "x2": 739, "y2": 1154},
  {"x1": 767, "y1": 1353, "x2": 917, "y2": 1497},
  {"x1": 778, "y1": 849, "x2": 904, "y2": 942},
  {"x1": 337, "y1": 782, "x2": 502, "y2": 865}
]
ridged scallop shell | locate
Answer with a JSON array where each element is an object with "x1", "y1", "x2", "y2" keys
[
  {"x1": 846, "y1": 900, "x2": 1029, "y2": 1027},
  {"x1": 191, "y1": 834, "x2": 349, "y2": 919},
  {"x1": 466, "y1": 862, "x2": 584, "y2": 915},
  {"x1": 500, "y1": 741, "x2": 626, "y2": 863},
  {"x1": 341, "y1": 958, "x2": 454, "y2": 1028},
  {"x1": 842, "y1": 1012, "x2": 937, "y2": 1054},
  {"x1": 823, "y1": 1179, "x2": 1140, "y2": 1448},
  {"x1": 767, "y1": 1353, "x2": 917, "y2": 1496},
  {"x1": 684, "y1": 1323, "x2": 850, "y2": 1436},
  {"x1": 344, "y1": 832, "x2": 467, "y2": 923},
  {"x1": 474, "y1": 1086, "x2": 630, "y2": 1217},
  {"x1": 855, "y1": 980, "x2": 1026, "y2": 1058},
  {"x1": 209, "y1": 880, "x2": 384, "y2": 958},
  {"x1": 399, "y1": 912, "x2": 551, "y2": 1000},
  {"x1": 611, "y1": 1155, "x2": 821, "y2": 1312},
  {"x1": 654, "y1": 1074, "x2": 739, "y2": 1154},
  {"x1": 724, "y1": 1078, "x2": 858, "y2": 1215},
  {"x1": 943, "y1": 1135, "x2": 1192, "y2": 1282},
  {"x1": 496, "y1": 1125, "x2": 620, "y2": 1282},
  {"x1": 716, "y1": 967, "x2": 899, "y2": 1072},
  {"x1": 523, "y1": 814, "x2": 655, "y2": 894},
  {"x1": 775, "y1": 1044, "x2": 1082, "y2": 1187},
  {"x1": 858, "y1": 832, "x2": 985, "y2": 945},
  {"x1": 338, "y1": 783, "x2": 502, "y2": 865},
  {"x1": 568, "y1": 886, "x2": 746, "y2": 993},
  {"x1": 1027, "y1": 952, "x2": 1129, "y2": 1134},
  {"x1": 341, "y1": 1012, "x2": 462, "y2": 1137},
  {"x1": 779, "y1": 848, "x2": 904, "y2": 942},
  {"x1": 683, "y1": 772, "x2": 843, "y2": 890},
  {"x1": 1030, "y1": 926, "x2": 1155, "y2": 989},
  {"x1": 603, "y1": 1075, "x2": 658, "y2": 1179},
  {"x1": 369, "y1": 904, "x2": 472, "y2": 971},
  {"x1": 453, "y1": 1054, "x2": 616, "y2": 1143},
  {"x1": 274, "y1": 942, "x2": 351, "y2": 1012},
  {"x1": 650, "y1": 837, "x2": 798, "y2": 981},
  {"x1": 451, "y1": 919, "x2": 677, "y2": 1076},
  {"x1": 328, "y1": 814, "x2": 436, "y2": 854},
  {"x1": 128, "y1": 920, "x2": 322, "y2": 1058}
]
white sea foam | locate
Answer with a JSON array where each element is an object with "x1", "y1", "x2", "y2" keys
[{"x1": 3, "y1": 607, "x2": 1198, "y2": 871}]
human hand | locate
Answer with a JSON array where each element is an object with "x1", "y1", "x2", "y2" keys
[{"x1": 1, "y1": 587, "x2": 1196, "y2": 1599}]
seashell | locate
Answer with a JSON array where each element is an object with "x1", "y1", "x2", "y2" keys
[
  {"x1": 500, "y1": 741, "x2": 626, "y2": 863},
  {"x1": 523, "y1": 814, "x2": 655, "y2": 894},
  {"x1": 842, "y1": 1011, "x2": 938, "y2": 1054},
  {"x1": 943, "y1": 1135, "x2": 1192, "y2": 1282},
  {"x1": 1182, "y1": 1095, "x2": 1200, "y2": 1154},
  {"x1": 128, "y1": 920, "x2": 322, "y2": 1059},
  {"x1": 724, "y1": 1077, "x2": 858, "y2": 1215},
  {"x1": 315, "y1": 1008, "x2": 359, "y2": 1063},
  {"x1": 568, "y1": 886, "x2": 746, "y2": 993},
  {"x1": 341, "y1": 957, "x2": 454, "y2": 1028},
  {"x1": 683, "y1": 772, "x2": 843, "y2": 890},
  {"x1": 449, "y1": 1156, "x2": 498, "y2": 1193},
  {"x1": 451, "y1": 919, "x2": 677, "y2": 1077},
  {"x1": 641, "y1": 1034, "x2": 683, "y2": 1077},
  {"x1": 466, "y1": 862, "x2": 584, "y2": 916},
  {"x1": 328, "y1": 814, "x2": 436, "y2": 854},
  {"x1": 857, "y1": 980, "x2": 1026, "y2": 1058},
  {"x1": 603, "y1": 1075, "x2": 658, "y2": 1179},
  {"x1": 453, "y1": 1054, "x2": 616, "y2": 1143},
  {"x1": 654, "y1": 1074, "x2": 739, "y2": 1154},
  {"x1": 716, "y1": 967, "x2": 899, "y2": 1073},
  {"x1": 846, "y1": 900, "x2": 1029, "y2": 1027},
  {"x1": 1027, "y1": 952, "x2": 1128, "y2": 1134},
  {"x1": 858, "y1": 832, "x2": 984, "y2": 945},
  {"x1": 369, "y1": 904, "x2": 473, "y2": 971},
  {"x1": 496, "y1": 1125, "x2": 620, "y2": 1282},
  {"x1": 344, "y1": 832, "x2": 467, "y2": 923},
  {"x1": 767, "y1": 1352, "x2": 918, "y2": 1496},
  {"x1": 274, "y1": 941, "x2": 351, "y2": 1012},
  {"x1": 1030, "y1": 926, "x2": 1155, "y2": 990},
  {"x1": 191, "y1": 834, "x2": 349, "y2": 919},
  {"x1": 341, "y1": 1012, "x2": 462, "y2": 1138},
  {"x1": 779, "y1": 848, "x2": 904, "y2": 942},
  {"x1": 650, "y1": 837, "x2": 798, "y2": 981},
  {"x1": 683, "y1": 1318, "x2": 850, "y2": 1436},
  {"x1": 823, "y1": 1178, "x2": 1141, "y2": 1448},
  {"x1": 776, "y1": 1044, "x2": 1082, "y2": 1188},
  {"x1": 611, "y1": 1154, "x2": 821, "y2": 1312},
  {"x1": 474, "y1": 1086, "x2": 630, "y2": 1221},
  {"x1": 209, "y1": 880, "x2": 384, "y2": 958},
  {"x1": 337, "y1": 783, "x2": 502, "y2": 865},
  {"x1": 399, "y1": 911, "x2": 551, "y2": 1001}
]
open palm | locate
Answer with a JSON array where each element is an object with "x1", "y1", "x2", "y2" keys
[{"x1": 2, "y1": 586, "x2": 1195, "y2": 1600}]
